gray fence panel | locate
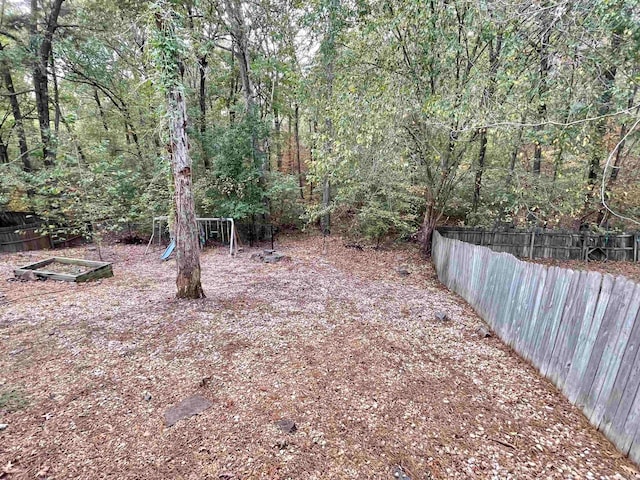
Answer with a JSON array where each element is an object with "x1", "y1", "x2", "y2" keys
[
  {"x1": 589, "y1": 281, "x2": 640, "y2": 428},
  {"x1": 565, "y1": 274, "x2": 614, "y2": 405},
  {"x1": 600, "y1": 288, "x2": 640, "y2": 451},
  {"x1": 580, "y1": 277, "x2": 636, "y2": 420},
  {"x1": 550, "y1": 271, "x2": 602, "y2": 392},
  {"x1": 514, "y1": 264, "x2": 547, "y2": 360},
  {"x1": 432, "y1": 233, "x2": 640, "y2": 465}
]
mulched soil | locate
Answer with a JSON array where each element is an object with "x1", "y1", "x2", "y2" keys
[
  {"x1": 0, "y1": 235, "x2": 638, "y2": 479},
  {"x1": 530, "y1": 258, "x2": 640, "y2": 283}
]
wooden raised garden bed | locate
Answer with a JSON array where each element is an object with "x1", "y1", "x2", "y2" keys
[{"x1": 14, "y1": 257, "x2": 113, "y2": 282}]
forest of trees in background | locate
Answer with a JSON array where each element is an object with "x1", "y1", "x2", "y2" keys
[{"x1": 0, "y1": 0, "x2": 638, "y2": 254}]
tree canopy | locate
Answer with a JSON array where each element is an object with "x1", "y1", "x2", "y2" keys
[{"x1": 0, "y1": 0, "x2": 638, "y2": 252}]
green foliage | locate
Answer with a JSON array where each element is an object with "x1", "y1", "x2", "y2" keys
[
  {"x1": 1, "y1": 0, "x2": 639, "y2": 247},
  {"x1": 265, "y1": 171, "x2": 305, "y2": 228},
  {"x1": 16, "y1": 152, "x2": 146, "y2": 238},
  {"x1": 195, "y1": 115, "x2": 269, "y2": 220}
]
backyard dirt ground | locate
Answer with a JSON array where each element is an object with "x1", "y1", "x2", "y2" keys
[{"x1": 1, "y1": 235, "x2": 639, "y2": 479}]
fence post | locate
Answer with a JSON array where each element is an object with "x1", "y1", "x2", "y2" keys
[{"x1": 529, "y1": 230, "x2": 535, "y2": 259}]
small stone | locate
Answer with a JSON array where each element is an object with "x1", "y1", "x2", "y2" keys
[
  {"x1": 397, "y1": 266, "x2": 410, "y2": 277},
  {"x1": 250, "y1": 252, "x2": 263, "y2": 261},
  {"x1": 275, "y1": 419, "x2": 297, "y2": 434},
  {"x1": 0, "y1": 423, "x2": 8, "y2": 431},
  {"x1": 143, "y1": 391, "x2": 152, "y2": 401},
  {"x1": 263, "y1": 249, "x2": 275, "y2": 255},
  {"x1": 392, "y1": 466, "x2": 411, "y2": 480},
  {"x1": 17, "y1": 271, "x2": 37, "y2": 282},
  {"x1": 476, "y1": 326, "x2": 492, "y2": 338},
  {"x1": 263, "y1": 254, "x2": 286, "y2": 263},
  {"x1": 435, "y1": 311, "x2": 449, "y2": 322},
  {"x1": 275, "y1": 439, "x2": 289, "y2": 450},
  {"x1": 164, "y1": 395, "x2": 213, "y2": 427}
]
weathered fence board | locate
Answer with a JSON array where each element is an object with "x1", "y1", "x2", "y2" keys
[
  {"x1": 432, "y1": 231, "x2": 640, "y2": 465},
  {"x1": 438, "y1": 227, "x2": 639, "y2": 262},
  {"x1": 578, "y1": 277, "x2": 635, "y2": 420},
  {"x1": 564, "y1": 274, "x2": 613, "y2": 406},
  {"x1": 590, "y1": 283, "x2": 640, "y2": 429},
  {"x1": 599, "y1": 288, "x2": 640, "y2": 448}
]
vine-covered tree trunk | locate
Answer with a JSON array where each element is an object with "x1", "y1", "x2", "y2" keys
[
  {"x1": 152, "y1": 2, "x2": 205, "y2": 300},
  {"x1": 169, "y1": 86, "x2": 205, "y2": 299}
]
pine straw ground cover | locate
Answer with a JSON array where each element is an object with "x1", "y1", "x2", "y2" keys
[{"x1": 0, "y1": 235, "x2": 638, "y2": 480}]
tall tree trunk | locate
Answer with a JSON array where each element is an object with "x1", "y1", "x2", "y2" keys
[
  {"x1": 584, "y1": 30, "x2": 623, "y2": 228},
  {"x1": 294, "y1": 103, "x2": 303, "y2": 199},
  {"x1": 50, "y1": 52, "x2": 60, "y2": 134},
  {"x1": 61, "y1": 113, "x2": 87, "y2": 164},
  {"x1": 123, "y1": 108, "x2": 143, "y2": 161},
  {"x1": 472, "y1": 34, "x2": 501, "y2": 211},
  {"x1": 287, "y1": 111, "x2": 292, "y2": 173},
  {"x1": 309, "y1": 119, "x2": 315, "y2": 198},
  {"x1": 598, "y1": 84, "x2": 638, "y2": 226},
  {"x1": 168, "y1": 86, "x2": 205, "y2": 299},
  {"x1": 154, "y1": 5, "x2": 205, "y2": 299},
  {"x1": 0, "y1": 45, "x2": 31, "y2": 171},
  {"x1": 473, "y1": 128, "x2": 487, "y2": 211},
  {"x1": 533, "y1": 24, "x2": 550, "y2": 175},
  {"x1": 226, "y1": 43, "x2": 236, "y2": 125},
  {"x1": 94, "y1": 88, "x2": 109, "y2": 131},
  {"x1": 588, "y1": 31, "x2": 621, "y2": 186},
  {"x1": 274, "y1": 107, "x2": 282, "y2": 170},
  {"x1": 225, "y1": 0, "x2": 253, "y2": 113},
  {"x1": 198, "y1": 54, "x2": 210, "y2": 169},
  {"x1": 419, "y1": 202, "x2": 439, "y2": 256},
  {"x1": 321, "y1": 48, "x2": 334, "y2": 236},
  {"x1": 604, "y1": 70, "x2": 634, "y2": 185},
  {"x1": 33, "y1": 54, "x2": 53, "y2": 165},
  {"x1": 31, "y1": 0, "x2": 64, "y2": 166},
  {"x1": 0, "y1": 137, "x2": 8, "y2": 164}
]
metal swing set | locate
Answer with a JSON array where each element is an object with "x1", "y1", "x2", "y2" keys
[{"x1": 145, "y1": 216, "x2": 239, "y2": 257}]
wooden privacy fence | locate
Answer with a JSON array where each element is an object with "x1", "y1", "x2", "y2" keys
[
  {"x1": 438, "y1": 226, "x2": 640, "y2": 262},
  {"x1": 432, "y1": 231, "x2": 640, "y2": 464},
  {"x1": 0, "y1": 223, "x2": 52, "y2": 253}
]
